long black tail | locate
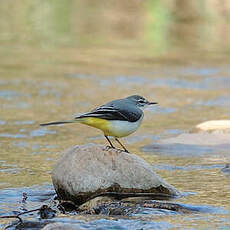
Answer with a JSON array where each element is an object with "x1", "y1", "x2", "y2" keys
[{"x1": 40, "y1": 121, "x2": 74, "y2": 126}]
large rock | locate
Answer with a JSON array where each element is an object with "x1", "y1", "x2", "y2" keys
[{"x1": 52, "y1": 144, "x2": 179, "y2": 205}]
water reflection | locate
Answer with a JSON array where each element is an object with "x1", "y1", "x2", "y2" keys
[{"x1": 0, "y1": 184, "x2": 229, "y2": 229}]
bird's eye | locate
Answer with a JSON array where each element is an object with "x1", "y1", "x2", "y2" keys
[{"x1": 138, "y1": 99, "x2": 145, "y2": 103}]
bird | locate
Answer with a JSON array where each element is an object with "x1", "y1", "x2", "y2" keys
[{"x1": 40, "y1": 95, "x2": 157, "y2": 153}]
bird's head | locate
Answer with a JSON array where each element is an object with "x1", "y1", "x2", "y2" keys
[{"x1": 126, "y1": 95, "x2": 158, "y2": 109}]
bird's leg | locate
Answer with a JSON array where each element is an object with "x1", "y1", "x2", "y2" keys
[
  {"x1": 115, "y1": 138, "x2": 129, "y2": 153},
  {"x1": 104, "y1": 135, "x2": 115, "y2": 149}
]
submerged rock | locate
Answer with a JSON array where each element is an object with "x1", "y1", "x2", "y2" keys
[
  {"x1": 78, "y1": 197, "x2": 196, "y2": 216},
  {"x1": 78, "y1": 196, "x2": 115, "y2": 212},
  {"x1": 52, "y1": 144, "x2": 179, "y2": 205},
  {"x1": 159, "y1": 132, "x2": 230, "y2": 146}
]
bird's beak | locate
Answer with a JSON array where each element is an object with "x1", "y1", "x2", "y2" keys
[{"x1": 147, "y1": 102, "x2": 158, "y2": 105}]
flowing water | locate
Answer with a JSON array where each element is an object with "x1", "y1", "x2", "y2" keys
[{"x1": 1, "y1": 1, "x2": 230, "y2": 229}]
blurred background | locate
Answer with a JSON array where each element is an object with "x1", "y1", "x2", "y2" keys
[
  {"x1": 1, "y1": 0, "x2": 230, "y2": 67},
  {"x1": 1, "y1": 1, "x2": 230, "y2": 228}
]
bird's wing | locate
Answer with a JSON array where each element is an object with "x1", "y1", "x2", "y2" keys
[{"x1": 75, "y1": 104, "x2": 142, "y2": 122}]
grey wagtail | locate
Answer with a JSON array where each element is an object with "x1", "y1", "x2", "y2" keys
[{"x1": 40, "y1": 95, "x2": 157, "y2": 153}]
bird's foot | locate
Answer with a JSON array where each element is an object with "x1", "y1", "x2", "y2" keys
[
  {"x1": 104, "y1": 146, "x2": 130, "y2": 154},
  {"x1": 115, "y1": 148, "x2": 123, "y2": 153},
  {"x1": 104, "y1": 145, "x2": 115, "y2": 151},
  {"x1": 124, "y1": 149, "x2": 130, "y2": 153},
  {"x1": 114, "y1": 148, "x2": 130, "y2": 154}
]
